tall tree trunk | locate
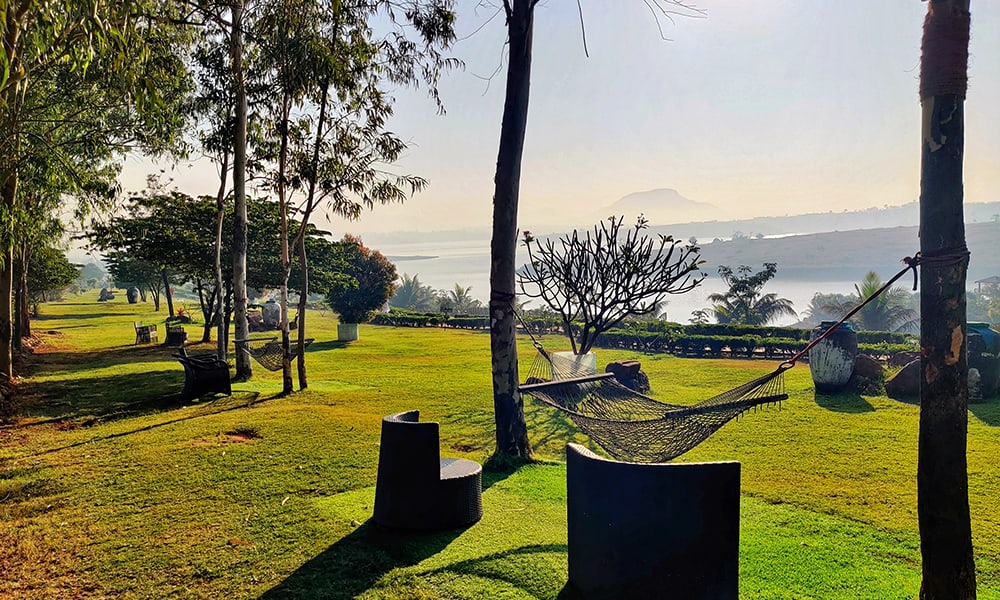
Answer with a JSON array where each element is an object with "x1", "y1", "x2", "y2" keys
[
  {"x1": 278, "y1": 89, "x2": 293, "y2": 395},
  {"x1": 215, "y1": 149, "x2": 229, "y2": 361},
  {"x1": 296, "y1": 234, "x2": 309, "y2": 390},
  {"x1": 292, "y1": 75, "x2": 330, "y2": 392},
  {"x1": 230, "y1": 0, "x2": 252, "y2": 381},
  {"x1": 161, "y1": 267, "x2": 175, "y2": 317},
  {"x1": 13, "y1": 245, "x2": 27, "y2": 347},
  {"x1": 917, "y1": 2, "x2": 976, "y2": 598},
  {"x1": 148, "y1": 283, "x2": 160, "y2": 311},
  {"x1": 488, "y1": 0, "x2": 534, "y2": 460},
  {"x1": 0, "y1": 173, "x2": 17, "y2": 376}
]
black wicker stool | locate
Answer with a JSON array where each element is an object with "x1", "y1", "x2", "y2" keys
[{"x1": 373, "y1": 410, "x2": 483, "y2": 530}]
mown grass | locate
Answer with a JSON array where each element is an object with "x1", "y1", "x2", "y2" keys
[{"x1": 3, "y1": 291, "x2": 1000, "y2": 598}]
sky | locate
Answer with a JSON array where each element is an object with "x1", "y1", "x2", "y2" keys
[{"x1": 119, "y1": 0, "x2": 1000, "y2": 237}]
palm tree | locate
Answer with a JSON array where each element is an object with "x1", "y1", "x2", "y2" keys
[
  {"x1": 823, "y1": 271, "x2": 917, "y2": 332},
  {"x1": 707, "y1": 263, "x2": 797, "y2": 325},
  {"x1": 441, "y1": 283, "x2": 483, "y2": 314},
  {"x1": 390, "y1": 274, "x2": 436, "y2": 311}
]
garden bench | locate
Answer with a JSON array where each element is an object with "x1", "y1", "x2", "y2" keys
[
  {"x1": 174, "y1": 349, "x2": 231, "y2": 400},
  {"x1": 566, "y1": 443, "x2": 740, "y2": 600},
  {"x1": 133, "y1": 322, "x2": 158, "y2": 345},
  {"x1": 373, "y1": 410, "x2": 483, "y2": 530}
]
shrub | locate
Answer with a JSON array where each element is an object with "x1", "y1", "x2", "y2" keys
[{"x1": 326, "y1": 236, "x2": 397, "y2": 324}]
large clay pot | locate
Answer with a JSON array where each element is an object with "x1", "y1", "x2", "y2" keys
[
  {"x1": 808, "y1": 321, "x2": 858, "y2": 395},
  {"x1": 338, "y1": 322, "x2": 359, "y2": 342},
  {"x1": 551, "y1": 351, "x2": 597, "y2": 376}
]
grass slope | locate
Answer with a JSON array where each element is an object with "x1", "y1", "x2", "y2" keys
[{"x1": 2, "y1": 293, "x2": 999, "y2": 598}]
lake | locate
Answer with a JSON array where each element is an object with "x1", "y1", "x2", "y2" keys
[{"x1": 378, "y1": 238, "x2": 858, "y2": 327}]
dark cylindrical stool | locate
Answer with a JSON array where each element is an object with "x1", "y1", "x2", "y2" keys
[{"x1": 808, "y1": 321, "x2": 858, "y2": 394}]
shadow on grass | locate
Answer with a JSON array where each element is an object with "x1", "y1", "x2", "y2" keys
[
  {"x1": 970, "y1": 395, "x2": 1000, "y2": 426},
  {"x1": 307, "y1": 340, "x2": 351, "y2": 353},
  {"x1": 525, "y1": 398, "x2": 580, "y2": 451},
  {"x1": 25, "y1": 344, "x2": 197, "y2": 376},
  {"x1": 814, "y1": 392, "x2": 875, "y2": 413},
  {"x1": 34, "y1": 311, "x2": 133, "y2": 321},
  {"x1": 259, "y1": 520, "x2": 466, "y2": 600},
  {"x1": 18, "y1": 369, "x2": 186, "y2": 422},
  {"x1": 8, "y1": 391, "x2": 267, "y2": 461}
]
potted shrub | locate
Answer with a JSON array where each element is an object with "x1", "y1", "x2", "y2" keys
[{"x1": 327, "y1": 236, "x2": 397, "y2": 342}]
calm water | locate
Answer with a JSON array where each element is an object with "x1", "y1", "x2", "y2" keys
[{"x1": 379, "y1": 238, "x2": 856, "y2": 327}]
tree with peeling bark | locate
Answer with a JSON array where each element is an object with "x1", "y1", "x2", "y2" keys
[
  {"x1": 488, "y1": 0, "x2": 704, "y2": 461},
  {"x1": 916, "y1": 0, "x2": 976, "y2": 597},
  {"x1": 0, "y1": 1, "x2": 189, "y2": 376}
]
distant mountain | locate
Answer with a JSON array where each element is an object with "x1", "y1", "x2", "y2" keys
[
  {"x1": 599, "y1": 188, "x2": 720, "y2": 224},
  {"x1": 646, "y1": 201, "x2": 1000, "y2": 243}
]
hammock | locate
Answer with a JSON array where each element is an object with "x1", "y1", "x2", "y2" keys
[
  {"x1": 237, "y1": 337, "x2": 314, "y2": 372},
  {"x1": 520, "y1": 348, "x2": 788, "y2": 463},
  {"x1": 514, "y1": 248, "x2": 932, "y2": 462},
  {"x1": 516, "y1": 251, "x2": 927, "y2": 463}
]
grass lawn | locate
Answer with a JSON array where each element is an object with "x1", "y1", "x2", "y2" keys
[{"x1": 3, "y1": 293, "x2": 1000, "y2": 598}]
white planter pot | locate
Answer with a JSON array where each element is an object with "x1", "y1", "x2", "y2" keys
[
  {"x1": 338, "y1": 323, "x2": 359, "y2": 342},
  {"x1": 551, "y1": 351, "x2": 597, "y2": 376}
]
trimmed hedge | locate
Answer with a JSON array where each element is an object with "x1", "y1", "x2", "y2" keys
[{"x1": 369, "y1": 310, "x2": 920, "y2": 359}]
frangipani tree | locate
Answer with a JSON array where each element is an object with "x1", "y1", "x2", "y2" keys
[{"x1": 518, "y1": 215, "x2": 703, "y2": 356}]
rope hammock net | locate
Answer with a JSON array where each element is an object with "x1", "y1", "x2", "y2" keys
[
  {"x1": 517, "y1": 251, "x2": 937, "y2": 463},
  {"x1": 521, "y1": 348, "x2": 788, "y2": 463},
  {"x1": 238, "y1": 337, "x2": 314, "y2": 372}
]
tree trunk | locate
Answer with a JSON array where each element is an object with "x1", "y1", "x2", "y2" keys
[
  {"x1": 278, "y1": 88, "x2": 293, "y2": 395},
  {"x1": 215, "y1": 149, "x2": 229, "y2": 361},
  {"x1": 230, "y1": 0, "x2": 252, "y2": 381},
  {"x1": 14, "y1": 245, "x2": 28, "y2": 347},
  {"x1": 148, "y1": 283, "x2": 160, "y2": 311},
  {"x1": 0, "y1": 172, "x2": 17, "y2": 376},
  {"x1": 488, "y1": 0, "x2": 534, "y2": 460},
  {"x1": 296, "y1": 234, "x2": 309, "y2": 390},
  {"x1": 293, "y1": 74, "x2": 331, "y2": 392},
  {"x1": 917, "y1": 2, "x2": 976, "y2": 598},
  {"x1": 161, "y1": 268, "x2": 175, "y2": 317}
]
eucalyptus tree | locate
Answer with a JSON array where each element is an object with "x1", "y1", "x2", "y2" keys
[
  {"x1": 255, "y1": 0, "x2": 457, "y2": 391},
  {"x1": 0, "y1": 1, "x2": 190, "y2": 375},
  {"x1": 190, "y1": 34, "x2": 237, "y2": 359},
  {"x1": 916, "y1": 0, "x2": 976, "y2": 596},
  {"x1": 487, "y1": 0, "x2": 704, "y2": 460}
]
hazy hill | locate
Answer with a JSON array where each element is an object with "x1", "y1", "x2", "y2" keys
[
  {"x1": 696, "y1": 221, "x2": 1000, "y2": 283},
  {"x1": 647, "y1": 201, "x2": 1000, "y2": 242},
  {"x1": 597, "y1": 188, "x2": 721, "y2": 224}
]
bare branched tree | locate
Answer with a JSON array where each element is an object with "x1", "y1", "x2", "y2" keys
[{"x1": 518, "y1": 215, "x2": 702, "y2": 356}]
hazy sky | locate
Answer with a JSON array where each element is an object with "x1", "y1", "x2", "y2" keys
[{"x1": 120, "y1": 0, "x2": 1000, "y2": 236}]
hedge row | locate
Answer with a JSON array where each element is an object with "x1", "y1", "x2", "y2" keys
[
  {"x1": 592, "y1": 330, "x2": 916, "y2": 359},
  {"x1": 369, "y1": 310, "x2": 919, "y2": 358}
]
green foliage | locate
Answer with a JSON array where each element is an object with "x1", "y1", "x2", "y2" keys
[
  {"x1": 326, "y1": 236, "x2": 397, "y2": 324},
  {"x1": 708, "y1": 263, "x2": 798, "y2": 325},
  {"x1": 26, "y1": 246, "x2": 79, "y2": 302},
  {"x1": 390, "y1": 273, "x2": 438, "y2": 311}
]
